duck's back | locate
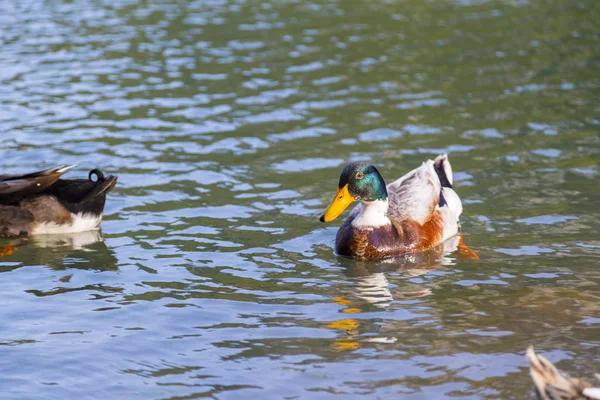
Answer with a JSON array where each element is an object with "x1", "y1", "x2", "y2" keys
[{"x1": 386, "y1": 155, "x2": 461, "y2": 226}]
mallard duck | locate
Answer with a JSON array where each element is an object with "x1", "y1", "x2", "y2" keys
[
  {"x1": 319, "y1": 154, "x2": 462, "y2": 260},
  {"x1": 0, "y1": 166, "x2": 117, "y2": 237},
  {"x1": 527, "y1": 346, "x2": 600, "y2": 400}
]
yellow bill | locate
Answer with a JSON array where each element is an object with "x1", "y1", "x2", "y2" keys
[{"x1": 319, "y1": 184, "x2": 355, "y2": 222}]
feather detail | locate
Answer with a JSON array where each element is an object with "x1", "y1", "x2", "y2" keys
[{"x1": 527, "y1": 346, "x2": 598, "y2": 400}]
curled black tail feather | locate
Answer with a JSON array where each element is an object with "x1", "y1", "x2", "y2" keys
[
  {"x1": 41, "y1": 170, "x2": 117, "y2": 215},
  {"x1": 89, "y1": 169, "x2": 105, "y2": 182}
]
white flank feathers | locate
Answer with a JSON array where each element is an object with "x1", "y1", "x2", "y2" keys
[{"x1": 32, "y1": 213, "x2": 102, "y2": 235}]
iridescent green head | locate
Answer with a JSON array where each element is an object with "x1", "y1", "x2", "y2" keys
[
  {"x1": 320, "y1": 162, "x2": 388, "y2": 222},
  {"x1": 338, "y1": 162, "x2": 388, "y2": 202}
]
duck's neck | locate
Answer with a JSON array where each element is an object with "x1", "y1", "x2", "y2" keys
[{"x1": 352, "y1": 199, "x2": 391, "y2": 228}]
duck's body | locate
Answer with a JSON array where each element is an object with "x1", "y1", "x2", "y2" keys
[
  {"x1": 0, "y1": 166, "x2": 117, "y2": 238},
  {"x1": 320, "y1": 154, "x2": 462, "y2": 260},
  {"x1": 527, "y1": 346, "x2": 600, "y2": 400}
]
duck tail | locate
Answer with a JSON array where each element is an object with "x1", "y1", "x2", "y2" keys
[
  {"x1": 433, "y1": 154, "x2": 453, "y2": 189},
  {"x1": 66, "y1": 169, "x2": 118, "y2": 216},
  {"x1": 41, "y1": 168, "x2": 118, "y2": 216},
  {"x1": 83, "y1": 169, "x2": 118, "y2": 201},
  {"x1": 433, "y1": 155, "x2": 462, "y2": 218}
]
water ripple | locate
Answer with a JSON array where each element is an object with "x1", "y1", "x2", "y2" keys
[{"x1": 1, "y1": 0, "x2": 599, "y2": 398}]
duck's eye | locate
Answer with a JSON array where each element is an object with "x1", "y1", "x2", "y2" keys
[{"x1": 356, "y1": 171, "x2": 365, "y2": 180}]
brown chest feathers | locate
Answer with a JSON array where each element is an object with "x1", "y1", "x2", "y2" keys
[{"x1": 334, "y1": 210, "x2": 446, "y2": 260}]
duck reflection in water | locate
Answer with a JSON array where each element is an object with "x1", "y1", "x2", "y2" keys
[
  {"x1": 326, "y1": 234, "x2": 477, "y2": 352},
  {"x1": 0, "y1": 230, "x2": 118, "y2": 272},
  {"x1": 337, "y1": 234, "x2": 476, "y2": 309}
]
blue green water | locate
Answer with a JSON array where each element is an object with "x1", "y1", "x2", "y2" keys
[{"x1": 1, "y1": 0, "x2": 599, "y2": 398}]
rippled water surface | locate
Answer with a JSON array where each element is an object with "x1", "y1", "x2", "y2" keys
[{"x1": 1, "y1": 0, "x2": 599, "y2": 398}]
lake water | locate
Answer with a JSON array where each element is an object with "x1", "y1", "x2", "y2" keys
[{"x1": 1, "y1": 0, "x2": 599, "y2": 398}]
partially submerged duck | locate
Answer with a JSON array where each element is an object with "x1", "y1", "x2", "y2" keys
[
  {"x1": 527, "y1": 346, "x2": 600, "y2": 400},
  {"x1": 319, "y1": 154, "x2": 462, "y2": 260},
  {"x1": 0, "y1": 166, "x2": 117, "y2": 237}
]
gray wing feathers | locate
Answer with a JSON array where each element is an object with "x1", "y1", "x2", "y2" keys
[{"x1": 386, "y1": 160, "x2": 441, "y2": 225}]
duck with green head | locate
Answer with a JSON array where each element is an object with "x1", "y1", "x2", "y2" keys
[{"x1": 319, "y1": 154, "x2": 462, "y2": 260}]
